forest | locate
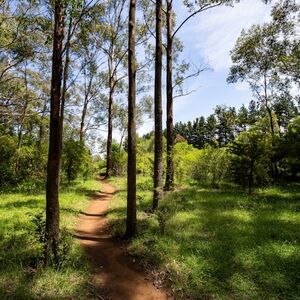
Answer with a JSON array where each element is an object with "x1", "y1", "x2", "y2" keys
[{"x1": 0, "y1": 0, "x2": 299, "y2": 299}]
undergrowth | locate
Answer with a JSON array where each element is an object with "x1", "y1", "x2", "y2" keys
[
  {"x1": 0, "y1": 179, "x2": 101, "y2": 299},
  {"x1": 108, "y1": 176, "x2": 300, "y2": 299}
]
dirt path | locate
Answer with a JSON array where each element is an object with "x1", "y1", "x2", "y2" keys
[{"x1": 76, "y1": 179, "x2": 172, "y2": 300}]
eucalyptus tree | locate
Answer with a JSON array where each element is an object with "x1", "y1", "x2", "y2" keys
[
  {"x1": 228, "y1": 24, "x2": 284, "y2": 136},
  {"x1": 94, "y1": 0, "x2": 129, "y2": 178},
  {"x1": 0, "y1": 1, "x2": 51, "y2": 174},
  {"x1": 270, "y1": 0, "x2": 300, "y2": 84},
  {"x1": 126, "y1": 0, "x2": 137, "y2": 238},
  {"x1": 45, "y1": 0, "x2": 65, "y2": 264},
  {"x1": 152, "y1": 0, "x2": 163, "y2": 210},
  {"x1": 74, "y1": 20, "x2": 106, "y2": 142},
  {"x1": 164, "y1": 0, "x2": 239, "y2": 191},
  {"x1": 228, "y1": 0, "x2": 300, "y2": 135}
]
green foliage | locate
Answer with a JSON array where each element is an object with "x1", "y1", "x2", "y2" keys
[
  {"x1": 137, "y1": 136, "x2": 154, "y2": 176},
  {"x1": 173, "y1": 140, "x2": 200, "y2": 184},
  {"x1": 229, "y1": 120, "x2": 273, "y2": 193},
  {"x1": 0, "y1": 135, "x2": 17, "y2": 185},
  {"x1": 281, "y1": 116, "x2": 300, "y2": 177},
  {"x1": 16, "y1": 143, "x2": 48, "y2": 184},
  {"x1": 192, "y1": 145, "x2": 229, "y2": 188},
  {"x1": 0, "y1": 179, "x2": 100, "y2": 299},
  {"x1": 111, "y1": 142, "x2": 127, "y2": 176},
  {"x1": 28, "y1": 211, "x2": 74, "y2": 269},
  {"x1": 62, "y1": 139, "x2": 92, "y2": 182}
]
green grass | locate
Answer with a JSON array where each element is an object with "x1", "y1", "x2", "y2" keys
[
  {"x1": 0, "y1": 179, "x2": 101, "y2": 299},
  {"x1": 109, "y1": 176, "x2": 300, "y2": 299}
]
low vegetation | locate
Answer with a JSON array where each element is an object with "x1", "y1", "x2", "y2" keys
[
  {"x1": 0, "y1": 180, "x2": 100, "y2": 299},
  {"x1": 109, "y1": 176, "x2": 300, "y2": 299}
]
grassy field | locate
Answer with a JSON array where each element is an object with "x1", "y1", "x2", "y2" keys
[
  {"x1": 0, "y1": 179, "x2": 101, "y2": 299},
  {"x1": 109, "y1": 176, "x2": 300, "y2": 299}
]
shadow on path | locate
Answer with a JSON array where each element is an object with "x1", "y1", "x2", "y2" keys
[{"x1": 75, "y1": 179, "x2": 172, "y2": 300}]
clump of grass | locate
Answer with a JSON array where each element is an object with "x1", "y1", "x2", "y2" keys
[
  {"x1": 109, "y1": 176, "x2": 300, "y2": 299},
  {"x1": 0, "y1": 179, "x2": 101, "y2": 299}
]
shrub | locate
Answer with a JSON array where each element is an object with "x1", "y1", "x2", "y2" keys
[
  {"x1": 228, "y1": 122, "x2": 273, "y2": 193},
  {"x1": 0, "y1": 135, "x2": 17, "y2": 185},
  {"x1": 62, "y1": 139, "x2": 92, "y2": 182},
  {"x1": 281, "y1": 116, "x2": 300, "y2": 178},
  {"x1": 173, "y1": 140, "x2": 200, "y2": 185},
  {"x1": 111, "y1": 143, "x2": 127, "y2": 176},
  {"x1": 191, "y1": 145, "x2": 229, "y2": 188}
]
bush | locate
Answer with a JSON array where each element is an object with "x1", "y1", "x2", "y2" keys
[
  {"x1": 281, "y1": 116, "x2": 300, "y2": 178},
  {"x1": 111, "y1": 143, "x2": 127, "y2": 176},
  {"x1": 0, "y1": 135, "x2": 17, "y2": 185},
  {"x1": 173, "y1": 140, "x2": 200, "y2": 185},
  {"x1": 62, "y1": 139, "x2": 92, "y2": 182},
  {"x1": 191, "y1": 145, "x2": 229, "y2": 188},
  {"x1": 228, "y1": 122, "x2": 273, "y2": 193}
]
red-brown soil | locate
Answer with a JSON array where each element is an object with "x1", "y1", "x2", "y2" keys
[{"x1": 76, "y1": 179, "x2": 172, "y2": 300}]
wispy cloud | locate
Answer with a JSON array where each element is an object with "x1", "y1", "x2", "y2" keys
[{"x1": 177, "y1": 0, "x2": 272, "y2": 71}]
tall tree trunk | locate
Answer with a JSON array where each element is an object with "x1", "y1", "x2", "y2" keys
[
  {"x1": 263, "y1": 74, "x2": 275, "y2": 136},
  {"x1": 80, "y1": 99, "x2": 88, "y2": 142},
  {"x1": 152, "y1": 0, "x2": 163, "y2": 210},
  {"x1": 80, "y1": 67, "x2": 94, "y2": 142},
  {"x1": 126, "y1": 0, "x2": 137, "y2": 238},
  {"x1": 263, "y1": 73, "x2": 278, "y2": 178},
  {"x1": 61, "y1": 16, "x2": 72, "y2": 127},
  {"x1": 165, "y1": 0, "x2": 174, "y2": 191},
  {"x1": 15, "y1": 64, "x2": 29, "y2": 174},
  {"x1": 45, "y1": 0, "x2": 65, "y2": 264},
  {"x1": 38, "y1": 102, "x2": 48, "y2": 149},
  {"x1": 106, "y1": 59, "x2": 115, "y2": 177}
]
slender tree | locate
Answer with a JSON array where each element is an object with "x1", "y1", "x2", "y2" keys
[
  {"x1": 45, "y1": 0, "x2": 65, "y2": 263},
  {"x1": 164, "y1": 0, "x2": 239, "y2": 191},
  {"x1": 165, "y1": 0, "x2": 174, "y2": 191},
  {"x1": 126, "y1": 0, "x2": 137, "y2": 238},
  {"x1": 152, "y1": 0, "x2": 163, "y2": 210},
  {"x1": 97, "y1": 0, "x2": 128, "y2": 178}
]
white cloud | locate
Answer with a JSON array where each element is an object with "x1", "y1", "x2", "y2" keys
[{"x1": 177, "y1": 0, "x2": 272, "y2": 71}]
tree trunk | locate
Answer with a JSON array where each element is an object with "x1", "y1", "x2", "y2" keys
[
  {"x1": 165, "y1": 0, "x2": 174, "y2": 191},
  {"x1": 15, "y1": 64, "x2": 29, "y2": 174},
  {"x1": 38, "y1": 102, "x2": 47, "y2": 149},
  {"x1": 263, "y1": 74, "x2": 278, "y2": 178},
  {"x1": 80, "y1": 95, "x2": 88, "y2": 142},
  {"x1": 45, "y1": 0, "x2": 65, "y2": 264},
  {"x1": 61, "y1": 16, "x2": 72, "y2": 126},
  {"x1": 152, "y1": 0, "x2": 163, "y2": 210},
  {"x1": 106, "y1": 60, "x2": 115, "y2": 177},
  {"x1": 80, "y1": 66, "x2": 94, "y2": 142},
  {"x1": 126, "y1": 0, "x2": 137, "y2": 238}
]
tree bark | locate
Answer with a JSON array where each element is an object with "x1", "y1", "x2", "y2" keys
[
  {"x1": 106, "y1": 58, "x2": 115, "y2": 177},
  {"x1": 61, "y1": 16, "x2": 72, "y2": 128},
  {"x1": 165, "y1": 0, "x2": 174, "y2": 191},
  {"x1": 45, "y1": 0, "x2": 65, "y2": 264},
  {"x1": 126, "y1": 0, "x2": 137, "y2": 238},
  {"x1": 80, "y1": 70, "x2": 94, "y2": 142},
  {"x1": 15, "y1": 64, "x2": 29, "y2": 174},
  {"x1": 152, "y1": 0, "x2": 163, "y2": 210}
]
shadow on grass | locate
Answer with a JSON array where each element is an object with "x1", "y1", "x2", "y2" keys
[
  {"x1": 0, "y1": 231, "x2": 99, "y2": 299},
  {"x1": 111, "y1": 182, "x2": 300, "y2": 299},
  {"x1": 0, "y1": 199, "x2": 40, "y2": 210},
  {"x1": 0, "y1": 179, "x2": 104, "y2": 299}
]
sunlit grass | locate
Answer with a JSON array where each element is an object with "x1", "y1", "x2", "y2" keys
[
  {"x1": 0, "y1": 179, "x2": 101, "y2": 299},
  {"x1": 109, "y1": 176, "x2": 300, "y2": 299}
]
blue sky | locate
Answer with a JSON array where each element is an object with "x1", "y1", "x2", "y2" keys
[{"x1": 138, "y1": 0, "x2": 273, "y2": 135}]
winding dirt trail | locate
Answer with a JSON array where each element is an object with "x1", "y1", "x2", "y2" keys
[{"x1": 76, "y1": 179, "x2": 172, "y2": 300}]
